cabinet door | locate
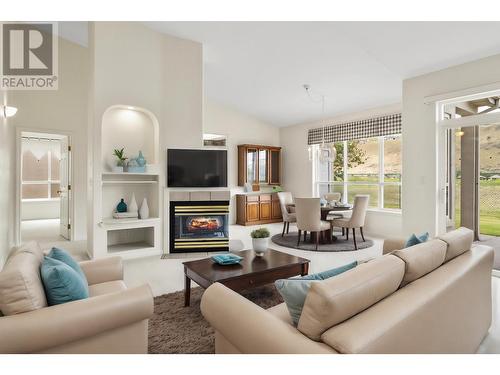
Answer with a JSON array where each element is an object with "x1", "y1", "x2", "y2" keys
[
  {"x1": 258, "y1": 149, "x2": 268, "y2": 184},
  {"x1": 246, "y1": 202, "x2": 260, "y2": 222},
  {"x1": 259, "y1": 201, "x2": 271, "y2": 220},
  {"x1": 272, "y1": 199, "x2": 282, "y2": 219},
  {"x1": 269, "y1": 149, "x2": 281, "y2": 184},
  {"x1": 246, "y1": 148, "x2": 258, "y2": 184}
]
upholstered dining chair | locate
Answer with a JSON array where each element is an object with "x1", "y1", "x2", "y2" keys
[
  {"x1": 323, "y1": 192, "x2": 341, "y2": 203},
  {"x1": 330, "y1": 194, "x2": 369, "y2": 250},
  {"x1": 294, "y1": 197, "x2": 331, "y2": 250},
  {"x1": 277, "y1": 192, "x2": 296, "y2": 236}
]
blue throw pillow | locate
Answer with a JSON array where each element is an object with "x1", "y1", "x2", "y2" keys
[
  {"x1": 404, "y1": 232, "x2": 429, "y2": 248},
  {"x1": 41, "y1": 256, "x2": 89, "y2": 306},
  {"x1": 275, "y1": 261, "x2": 358, "y2": 325},
  {"x1": 48, "y1": 247, "x2": 89, "y2": 293}
]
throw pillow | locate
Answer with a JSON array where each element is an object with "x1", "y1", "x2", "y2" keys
[
  {"x1": 41, "y1": 256, "x2": 89, "y2": 306},
  {"x1": 48, "y1": 247, "x2": 89, "y2": 293},
  {"x1": 275, "y1": 261, "x2": 358, "y2": 325},
  {"x1": 404, "y1": 232, "x2": 429, "y2": 248}
]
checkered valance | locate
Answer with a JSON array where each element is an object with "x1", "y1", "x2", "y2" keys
[{"x1": 307, "y1": 113, "x2": 402, "y2": 145}]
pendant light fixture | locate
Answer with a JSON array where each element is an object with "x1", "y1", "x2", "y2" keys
[{"x1": 304, "y1": 85, "x2": 336, "y2": 164}]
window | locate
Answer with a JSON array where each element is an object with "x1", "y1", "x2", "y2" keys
[
  {"x1": 21, "y1": 139, "x2": 61, "y2": 200},
  {"x1": 314, "y1": 135, "x2": 402, "y2": 210}
]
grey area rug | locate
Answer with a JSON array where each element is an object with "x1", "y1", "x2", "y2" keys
[
  {"x1": 271, "y1": 231, "x2": 373, "y2": 251},
  {"x1": 148, "y1": 285, "x2": 283, "y2": 354}
]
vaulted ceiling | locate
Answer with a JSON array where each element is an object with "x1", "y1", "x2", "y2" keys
[{"x1": 60, "y1": 21, "x2": 500, "y2": 127}]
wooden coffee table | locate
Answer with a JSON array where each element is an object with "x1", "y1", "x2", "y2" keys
[{"x1": 182, "y1": 249, "x2": 310, "y2": 306}]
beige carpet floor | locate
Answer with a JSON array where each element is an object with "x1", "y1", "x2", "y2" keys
[{"x1": 148, "y1": 285, "x2": 284, "y2": 354}]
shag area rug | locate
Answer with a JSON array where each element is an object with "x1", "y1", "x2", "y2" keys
[
  {"x1": 271, "y1": 231, "x2": 373, "y2": 252},
  {"x1": 148, "y1": 284, "x2": 283, "y2": 354}
]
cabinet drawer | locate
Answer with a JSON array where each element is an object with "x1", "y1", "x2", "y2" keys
[
  {"x1": 259, "y1": 194, "x2": 272, "y2": 202},
  {"x1": 246, "y1": 195, "x2": 259, "y2": 202}
]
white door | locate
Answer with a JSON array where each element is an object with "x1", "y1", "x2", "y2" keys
[{"x1": 59, "y1": 137, "x2": 71, "y2": 239}]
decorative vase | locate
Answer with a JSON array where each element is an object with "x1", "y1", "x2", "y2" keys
[
  {"x1": 139, "y1": 198, "x2": 149, "y2": 219},
  {"x1": 112, "y1": 166, "x2": 123, "y2": 173},
  {"x1": 116, "y1": 199, "x2": 127, "y2": 213},
  {"x1": 137, "y1": 150, "x2": 146, "y2": 167},
  {"x1": 128, "y1": 193, "x2": 138, "y2": 214},
  {"x1": 252, "y1": 237, "x2": 269, "y2": 256}
]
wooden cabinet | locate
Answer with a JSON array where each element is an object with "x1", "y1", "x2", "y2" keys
[
  {"x1": 236, "y1": 193, "x2": 283, "y2": 225},
  {"x1": 238, "y1": 145, "x2": 281, "y2": 187}
]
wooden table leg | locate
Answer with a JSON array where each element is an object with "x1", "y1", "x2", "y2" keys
[
  {"x1": 184, "y1": 275, "x2": 191, "y2": 307},
  {"x1": 301, "y1": 262, "x2": 309, "y2": 276}
]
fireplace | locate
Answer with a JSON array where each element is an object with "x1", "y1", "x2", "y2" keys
[{"x1": 170, "y1": 200, "x2": 229, "y2": 253}]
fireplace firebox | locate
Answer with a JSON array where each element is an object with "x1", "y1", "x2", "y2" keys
[{"x1": 170, "y1": 200, "x2": 229, "y2": 253}]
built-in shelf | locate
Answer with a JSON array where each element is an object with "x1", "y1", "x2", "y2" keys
[
  {"x1": 102, "y1": 180, "x2": 158, "y2": 185},
  {"x1": 99, "y1": 217, "x2": 160, "y2": 230},
  {"x1": 105, "y1": 247, "x2": 161, "y2": 260},
  {"x1": 102, "y1": 172, "x2": 160, "y2": 177}
]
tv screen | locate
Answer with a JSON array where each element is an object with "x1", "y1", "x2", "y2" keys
[{"x1": 167, "y1": 149, "x2": 227, "y2": 188}]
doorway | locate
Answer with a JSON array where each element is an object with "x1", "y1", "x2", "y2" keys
[{"x1": 18, "y1": 131, "x2": 72, "y2": 243}]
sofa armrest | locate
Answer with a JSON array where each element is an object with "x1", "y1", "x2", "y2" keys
[
  {"x1": 200, "y1": 283, "x2": 336, "y2": 354},
  {"x1": 383, "y1": 238, "x2": 406, "y2": 254},
  {"x1": 79, "y1": 256, "x2": 123, "y2": 285},
  {"x1": 0, "y1": 284, "x2": 153, "y2": 353}
]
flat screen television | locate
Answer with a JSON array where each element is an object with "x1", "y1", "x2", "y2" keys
[{"x1": 167, "y1": 149, "x2": 227, "y2": 188}]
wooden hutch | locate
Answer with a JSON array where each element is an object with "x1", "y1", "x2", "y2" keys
[{"x1": 236, "y1": 144, "x2": 283, "y2": 226}]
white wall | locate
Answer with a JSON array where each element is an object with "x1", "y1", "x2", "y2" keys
[
  {"x1": 402, "y1": 53, "x2": 500, "y2": 237},
  {"x1": 0, "y1": 92, "x2": 14, "y2": 268},
  {"x1": 21, "y1": 200, "x2": 59, "y2": 220},
  {"x1": 88, "y1": 22, "x2": 203, "y2": 256},
  {"x1": 203, "y1": 100, "x2": 281, "y2": 223},
  {"x1": 7, "y1": 38, "x2": 89, "y2": 242},
  {"x1": 279, "y1": 103, "x2": 403, "y2": 238}
]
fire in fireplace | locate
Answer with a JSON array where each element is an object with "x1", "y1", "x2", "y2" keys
[{"x1": 170, "y1": 201, "x2": 229, "y2": 253}]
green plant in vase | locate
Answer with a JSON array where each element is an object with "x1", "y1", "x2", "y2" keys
[
  {"x1": 250, "y1": 227, "x2": 270, "y2": 256},
  {"x1": 113, "y1": 148, "x2": 128, "y2": 172}
]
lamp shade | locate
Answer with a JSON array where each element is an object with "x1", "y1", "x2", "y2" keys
[{"x1": 1, "y1": 106, "x2": 18, "y2": 118}]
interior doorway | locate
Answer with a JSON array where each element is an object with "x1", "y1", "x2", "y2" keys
[{"x1": 18, "y1": 131, "x2": 72, "y2": 243}]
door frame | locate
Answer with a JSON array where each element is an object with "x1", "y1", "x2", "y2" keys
[{"x1": 15, "y1": 127, "x2": 74, "y2": 245}]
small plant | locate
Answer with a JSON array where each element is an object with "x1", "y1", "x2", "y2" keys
[
  {"x1": 113, "y1": 148, "x2": 128, "y2": 167},
  {"x1": 251, "y1": 227, "x2": 270, "y2": 239}
]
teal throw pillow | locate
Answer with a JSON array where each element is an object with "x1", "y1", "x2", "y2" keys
[
  {"x1": 404, "y1": 232, "x2": 429, "y2": 248},
  {"x1": 48, "y1": 247, "x2": 89, "y2": 293},
  {"x1": 41, "y1": 256, "x2": 89, "y2": 306},
  {"x1": 275, "y1": 261, "x2": 358, "y2": 325}
]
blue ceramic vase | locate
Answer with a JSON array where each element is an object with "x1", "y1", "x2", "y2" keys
[{"x1": 117, "y1": 199, "x2": 127, "y2": 213}]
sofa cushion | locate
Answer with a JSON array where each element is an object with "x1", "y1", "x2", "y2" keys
[
  {"x1": 404, "y1": 232, "x2": 429, "y2": 248},
  {"x1": 41, "y1": 257, "x2": 89, "y2": 305},
  {"x1": 392, "y1": 239, "x2": 447, "y2": 286},
  {"x1": 297, "y1": 255, "x2": 405, "y2": 341},
  {"x1": 48, "y1": 247, "x2": 89, "y2": 294},
  {"x1": 438, "y1": 227, "x2": 473, "y2": 262},
  {"x1": 89, "y1": 280, "x2": 126, "y2": 297},
  {"x1": 0, "y1": 242, "x2": 47, "y2": 315},
  {"x1": 275, "y1": 261, "x2": 358, "y2": 325}
]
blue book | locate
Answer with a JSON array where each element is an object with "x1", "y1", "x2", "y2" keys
[{"x1": 211, "y1": 254, "x2": 243, "y2": 265}]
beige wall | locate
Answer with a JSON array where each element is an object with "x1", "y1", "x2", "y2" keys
[
  {"x1": 4, "y1": 38, "x2": 89, "y2": 244},
  {"x1": 279, "y1": 103, "x2": 403, "y2": 237},
  {"x1": 402, "y1": 53, "x2": 500, "y2": 237},
  {"x1": 203, "y1": 100, "x2": 280, "y2": 223}
]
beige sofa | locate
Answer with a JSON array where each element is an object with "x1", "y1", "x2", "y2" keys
[
  {"x1": 201, "y1": 227, "x2": 494, "y2": 354},
  {"x1": 0, "y1": 242, "x2": 154, "y2": 354}
]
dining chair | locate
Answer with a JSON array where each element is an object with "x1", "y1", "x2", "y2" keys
[
  {"x1": 330, "y1": 195, "x2": 369, "y2": 250},
  {"x1": 294, "y1": 197, "x2": 331, "y2": 250},
  {"x1": 277, "y1": 192, "x2": 296, "y2": 236}
]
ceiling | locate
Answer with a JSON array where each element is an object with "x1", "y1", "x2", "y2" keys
[{"x1": 59, "y1": 22, "x2": 500, "y2": 127}]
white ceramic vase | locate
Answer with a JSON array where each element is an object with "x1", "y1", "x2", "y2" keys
[
  {"x1": 252, "y1": 237, "x2": 269, "y2": 256},
  {"x1": 128, "y1": 193, "x2": 138, "y2": 214},
  {"x1": 112, "y1": 166, "x2": 123, "y2": 173},
  {"x1": 139, "y1": 198, "x2": 149, "y2": 219}
]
